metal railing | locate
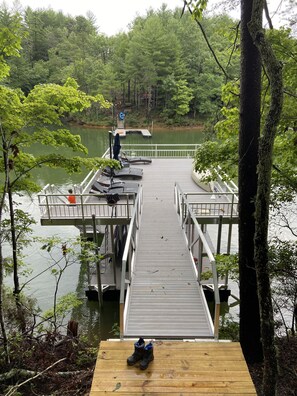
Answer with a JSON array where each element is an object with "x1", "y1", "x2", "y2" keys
[
  {"x1": 119, "y1": 187, "x2": 143, "y2": 338},
  {"x1": 174, "y1": 183, "x2": 221, "y2": 339},
  {"x1": 214, "y1": 166, "x2": 238, "y2": 200},
  {"x1": 119, "y1": 143, "x2": 200, "y2": 158},
  {"x1": 38, "y1": 188, "x2": 137, "y2": 221},
  {"x1": 185, "y1": 191, "x2": 238, "y2": 217}
]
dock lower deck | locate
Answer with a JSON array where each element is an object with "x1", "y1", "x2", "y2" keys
[{"x1": 89, "y1": 340, "x2": 257, "y2": 395}]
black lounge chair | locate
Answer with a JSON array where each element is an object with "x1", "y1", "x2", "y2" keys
[
  {"x1": 120, "y1": 152, "x2": 152, "y2": 165},
  {"x1": 90, "y1": 181, "x2": 139, "y2": 196},
  {"x1": 96, "y1": 176, "x2": 139, "y2": 189},
  {"x1": 102, "y1": 166, "x2": 143, "y2": 179}
]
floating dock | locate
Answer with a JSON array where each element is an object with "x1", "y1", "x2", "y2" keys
[{"x1": 113, "y1": 128, "x2": 151, "y2": 137}]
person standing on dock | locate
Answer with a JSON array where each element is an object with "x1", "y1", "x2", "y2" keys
[
  {"x1": 67, "y1": 189, "x2": 76, "y2": 205},
  {"x1": 113, "y1": 133, "x2": 121, "y2": 161}
]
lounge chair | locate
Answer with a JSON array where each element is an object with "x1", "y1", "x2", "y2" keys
[
  {"x1": 102, "y1": 166, "x2": 143, "y2": 179},
  {"x1": 90, "y1": 180, "x2": 139, "y2": 196},
  {"x1": 96, "y1": 176, "x2": 139, "y2": 189},
  {"x1": 120, "y1": 152, "x2": 152, "y2": 165}
]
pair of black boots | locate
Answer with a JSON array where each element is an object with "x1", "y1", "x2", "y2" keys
[{"x1": 127, "y1": 337, "x2": 154, "y2": 370}]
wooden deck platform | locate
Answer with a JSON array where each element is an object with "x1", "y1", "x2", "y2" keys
[
  {"x1": 89, "y1": 340, "x2": 257, "y2": 395},
  {"x1": 114, "y1": 128, "x2": 152, "y2": 137}
]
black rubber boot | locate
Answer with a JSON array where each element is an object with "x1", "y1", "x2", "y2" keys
[
  {"x1": 127, "y1": 337, "x2": 145, "y2": 366},
  {"x1": 139, "y1": 342, "x2": 154, "y2": 370}
]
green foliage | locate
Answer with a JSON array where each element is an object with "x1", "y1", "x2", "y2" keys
[
  {"x1": 2, "y1": 287, "x2": 39, "y2": 333},
  {"x1": 190, "y1": 1, "x2": 209, "y2": 20},
  {"x1": 76, "y1": 346, "x2": 98, "y2": 367},
  {"x1": 193, "y1": 139, "x2": 238, "y2": 180},
  {"x1": 162, "y1": 76, "x2": 194, "y2": 120},
  {"x1": 269, "y1": 239, "x2": 297, "y2": 336},
  {"x1": 0, "y1": 8, "x2": 24, "y2": 79},
  {"x1": 219, "y1": 314, "x2": 239, "y2": 341},
  {"x1": 110, "y1": 323, "x2": 120, "y2": 337},
  {"x1": 3, "y1": 5, "x2": 239, "y2": 121},
  {"x1": 193, "y1": 28, "x2": 297, "y2": 204},
  {"x1": 201, "y1": 253, "x2": 239, "y2": 282},
  {"x1": 43, "y1": 292, "x2": 82, "y2": 323}
]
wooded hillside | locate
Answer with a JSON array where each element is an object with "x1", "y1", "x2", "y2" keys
[{"x1": 6, "y1": 5, "x2": 239, "y2": 126}]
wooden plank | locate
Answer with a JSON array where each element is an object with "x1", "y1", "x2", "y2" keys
[
  {"x1": 93, "y1": 360, "x2": 250, "y2": 371},
  {"x1": 89, "y1": 341, "x2": 256, "y2": 395},
  {"x1": 99, "y1": 341, "x2": 241, "y2": 349},
  {"x1": 91, "y1": 381, "x2": 256, "y2": 392},
  {"x1": 90, "y1": 390, "x2": 256, "y2": 396},
  {"x1": 92, "y1": 370, "x2": 253, "y2": 380},
  {"x1": 98, "y1": 350, "x2": 246, "y2": 360}
]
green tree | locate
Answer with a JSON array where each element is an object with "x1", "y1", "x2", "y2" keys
[
  {"x1": 162, "y1": 76, "x2": 194, "y2": 121},
  {"x1": 0, "y1": 8, "x2": 116, "y2": 362}
]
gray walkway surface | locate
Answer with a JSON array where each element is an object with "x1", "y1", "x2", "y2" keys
[{"x1": 124, "y1": 159, "x2": 214, "y2": 338}]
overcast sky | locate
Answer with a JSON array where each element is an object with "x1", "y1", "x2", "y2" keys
[{"x1": 13, "y1": 0, "x2": 287, "y2": 36}]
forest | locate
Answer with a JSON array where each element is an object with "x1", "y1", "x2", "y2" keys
[
  {"x1": 0, "y1": 1, "x2": 297, "y2": 395},
  {"x1": 5, "y1": 4, "x2": 241, "y2": 126}
]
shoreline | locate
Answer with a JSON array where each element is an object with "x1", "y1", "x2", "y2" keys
[{"x1": 68, "y1": 122, "x2": 205, "y2": 131}]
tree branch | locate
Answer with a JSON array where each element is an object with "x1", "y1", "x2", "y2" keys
[
  {"x1": 264, "y1": 0, "x2": 274, "y2": 29},
  {"x1": 184, "y1": 2, "x2": 229, "y2": 80},
  {"x1": 4, "y1": 358, "x2": 67, "y2": 396},
  {"x1": 227, "y1": 22, "x2": 240, "y2": 69}
]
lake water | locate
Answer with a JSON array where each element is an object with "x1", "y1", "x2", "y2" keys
[{"x1": 11, "y1": 126, "x2": 238, "y2": 344}]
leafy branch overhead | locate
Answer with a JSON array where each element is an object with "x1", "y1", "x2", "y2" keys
[{"x1": 0, "y1": 75, "x2": 115, "y2": 193}]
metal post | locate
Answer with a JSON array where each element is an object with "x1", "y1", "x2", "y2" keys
[
  {"x1": 225, "y1": 195, "x2": 235, "y2": 287},
  {"x1": 227, "y1": 194, "x2": 234, "y2": 254},
  {"x1": 110, "y1": 224, "x2": 117, "y2": 285},
  {"x1": 216, "y1": 215, "x2": 223, "y2": 254},
  {"x1": 92, "y1": 215, "x2": 103, "y2": 309},
  {"x1": 109, "y1": 131, "x2": 113, "y2": 159}
]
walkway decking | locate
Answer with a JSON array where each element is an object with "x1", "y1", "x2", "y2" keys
[
  {"x1": 124, "y1": 159, "x2": 213, "y2": 338},
  {"x1": 114, "y1": 128, "x2": 152, "y2": 137},
  {"x1": 89, "y1": 340, "x2": 257, "y2": 395}
]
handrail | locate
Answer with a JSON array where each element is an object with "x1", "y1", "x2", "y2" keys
[
  {"x1": 38, "y1": 191, "x2": 137, "y2": 221},
  {"x1": 120, "y1": 143, "x2": 201, "y2": 158},
  {"x1": 214, "y1": 166, "x2": 238, "y2": 198},
  {"x1": 174, "y1": 182, "x2": 221, "y2": 339},
  {"x1": 119, "y1": 186, "x2": 143, "y2": 338}
]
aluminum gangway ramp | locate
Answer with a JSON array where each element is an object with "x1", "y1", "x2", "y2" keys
[{"x1": 124, "y1": 159, "x2": 214, "y2": 339}]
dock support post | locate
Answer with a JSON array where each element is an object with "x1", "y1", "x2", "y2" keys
[
  {"x1": 110, "y1": 225, "x2": 117, "y2": 285},
  {"x1": 92, "y1": 215, "x2": 103, "y2": 309},
  {"x1": 216, "y1": 215, "x2": 223, "y2": 254}
]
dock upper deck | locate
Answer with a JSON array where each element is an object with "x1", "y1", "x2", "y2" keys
[{"x1": 38, "y1": 145, "x2": 239, "y2": 340}]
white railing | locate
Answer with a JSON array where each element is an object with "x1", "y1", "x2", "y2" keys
[
  {"x1": 174, "y1": 183, "x2": 221, "y2": 339},
  {"x1": 214, "y1": 166, "x2": 239, "y2": 200},
  {"x1": 38, "y1": 190, "x2": 138, "y2": 221},
  {"x1": 119, "y1": 143, "x2": 200, "y2": 158},
  {"x1": 184, "y1": 192, "x2": 238, "y2": 217},
  {"x1": 119, "y1": 188, "x2": 143, "y2": 338}
]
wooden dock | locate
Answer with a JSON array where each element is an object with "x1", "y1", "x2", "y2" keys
[
  {"x1": 114, "y1": 128, "x2": 151, "y2": 137},
  {"x1": 89, "y1": 340, "x2": 257, "y2": 395}
]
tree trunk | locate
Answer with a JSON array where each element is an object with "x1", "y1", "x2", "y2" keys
[
  {"x1": 248, "y1": 0, "x2": 284, "y2": 393},
  {"x1": 8, "y1": 181, "x2": 26, "y2": 333},
  {"x1": 238, "y1": 0, "x2": 263, "y2": 363},
  {"x1": 0, "y1": 132, "x2": 11, "y2": 362},
  {"x1": 2, "y1": 134, "x2": 26, "y2": 333}
]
